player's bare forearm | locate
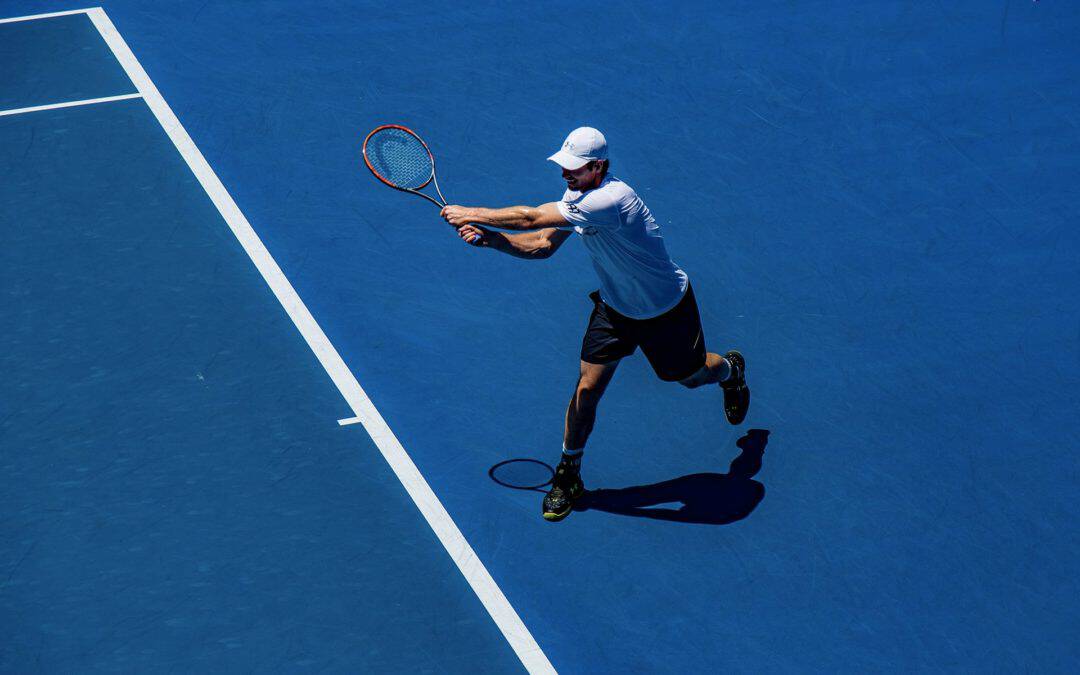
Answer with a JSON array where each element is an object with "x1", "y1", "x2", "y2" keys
[
  {"x1": 442, "y1": 203, "x2": 567, "y2": 231},
  {"x1": 462, "y1": 206, "x2": 543, "y2": 231},
  {"x1": 485, "y1": 229, "x2": 558, "y2": 259}
]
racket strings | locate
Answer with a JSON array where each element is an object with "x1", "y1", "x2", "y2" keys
[{"x1": 366, "y1": 128, "x2": 433, "y2": 189}]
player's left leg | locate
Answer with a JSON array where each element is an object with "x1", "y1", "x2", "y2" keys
[
  {"x1": 717, "y1": 350, "x2": 749, "y2": 425},
  {"x1": 678, "y1": 350, "x2": 749, "y2": 424},
  {"x1": 677, "y1": 352, "x2": 731, "y2": 388},
  {"x1": 637, "y1": 285, "x2": 751, "y2": 424}
]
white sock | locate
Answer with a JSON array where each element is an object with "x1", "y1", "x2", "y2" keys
[
  {"x1": 560, "y1": 445, "x2": 583, "y2": 468},
  {"x1": 718, "y1": 357, "x2": 733, "y2": 382}
]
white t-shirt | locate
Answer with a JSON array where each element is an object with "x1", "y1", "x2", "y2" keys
[{"x1": 556, "y1": 175, "x2": 688, "y2": 319}]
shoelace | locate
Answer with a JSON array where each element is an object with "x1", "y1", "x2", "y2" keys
[{"x1": 545, "y1": 486, "x2": 568, "y2": 506}]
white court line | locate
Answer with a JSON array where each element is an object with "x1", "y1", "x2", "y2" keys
[
  {"x1": 0, "y1": 93, "x2": 141, "y2": 118},
  {"x1": 79, "y1": 7, "x2": 555, "y2": 674},
  {"x1": 0, "y1": 7, "x2": 96, "y2": 24},
  {"x1": 337, "y1": 417, "x2": 363, "y2": 427}
]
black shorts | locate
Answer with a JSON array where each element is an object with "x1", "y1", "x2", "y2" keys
[{"x1": 580, "y1": 285, "x2": 707, "y2": 382}]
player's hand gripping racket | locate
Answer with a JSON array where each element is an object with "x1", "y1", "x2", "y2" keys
[{"x1": 362, "y1": 125, "x2": 482, "y2": 245}]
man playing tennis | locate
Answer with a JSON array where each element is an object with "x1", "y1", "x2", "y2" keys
[{"x1": 441, "y1": 127, "x2": 749, "y2": 522}]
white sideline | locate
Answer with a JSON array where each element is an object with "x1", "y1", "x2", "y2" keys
[
  {"x1": 0, "y1": 7, "x2": 96, "y2": 23},
  {"x1": 0, "y1": 93, "x2": 141, "y2": 118},
  {"x1": 67, "y1": 7, "x2": 554, "y2": 674}
]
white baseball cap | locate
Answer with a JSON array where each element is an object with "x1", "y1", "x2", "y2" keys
[{"x1": 547, "y1": 127, "x2": 608, "y2": 170}]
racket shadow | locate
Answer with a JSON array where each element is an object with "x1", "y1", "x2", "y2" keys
[
  {"x1": 488, "y1": 458, "x2": 555, "y2": 493},
  {"x1": 574, "y1": 429, "x2": 770, "y2": 525}
]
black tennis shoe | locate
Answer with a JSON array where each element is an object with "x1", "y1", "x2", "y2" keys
[
  {"x1": 542, "y1": 459, "x2": 584, "y2": 522},
  {"x1": 720, "y1": 350, "x2": 749, "y2": 425}
]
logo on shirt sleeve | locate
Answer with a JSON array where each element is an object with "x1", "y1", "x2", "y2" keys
[{"x1": 565, "y1": 202, "x2": 581, "y2": 214}]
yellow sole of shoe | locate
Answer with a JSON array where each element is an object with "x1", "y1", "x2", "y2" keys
[{"x1": 542, "y1": 508, "x2": 571, "y2": 521}]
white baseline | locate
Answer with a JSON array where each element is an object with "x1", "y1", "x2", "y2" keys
[{"x1": 31, "y1": 7, "x2": 555, "y2": 674}]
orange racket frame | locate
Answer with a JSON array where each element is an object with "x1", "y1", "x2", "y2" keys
[{"x1": 362, "y1": 124, "x2": 448, "y2": 208}]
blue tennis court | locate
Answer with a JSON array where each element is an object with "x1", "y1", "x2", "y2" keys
[{"x1": 2, "y1": 2, "x2": 1077, "y2": 672}]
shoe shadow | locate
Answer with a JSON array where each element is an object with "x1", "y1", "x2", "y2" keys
[{"x1": 575, "y1": 429, "x2": 770, "y2": 525}]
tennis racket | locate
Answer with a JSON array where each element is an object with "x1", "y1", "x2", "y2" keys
[{"x1": 362, "y1": 124, "x2": 481, "y2": 244}]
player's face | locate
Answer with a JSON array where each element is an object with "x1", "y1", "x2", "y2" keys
[{"x1": 562, "y1": 161, "x2": 604, "y2": 191}]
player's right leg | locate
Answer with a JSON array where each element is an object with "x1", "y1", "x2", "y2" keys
[
  {"x1": 544, "y1": 291, "x2": 635, "y2": 522},
  {"x1": 564, "y1": 359, "x2": 621, "y2": 451},
  {"x1": 543, "y1": 359, "x2": 620, "y2": 522}
]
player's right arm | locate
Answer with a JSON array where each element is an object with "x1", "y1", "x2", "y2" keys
[
  {"x1": 442, "y1": 203, "x2": 568, "y2": 231},
  {"x1": 457, "y1": 225, "x2": 571, "y2": 259}
]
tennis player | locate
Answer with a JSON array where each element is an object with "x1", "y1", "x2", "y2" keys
[{"x1": 441, "y1": 127, "x2": 749, "y2": 521}]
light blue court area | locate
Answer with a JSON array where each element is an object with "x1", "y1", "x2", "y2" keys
[
  {"x1": 3, "y1": 1, "x2": 1080, "y2": 672},
  {"x1": 0, "y1": 24, "x2": 520, "y2": 673},
  {"x1": 0, "y1": 13, "x2": 135, "y2": 109}
]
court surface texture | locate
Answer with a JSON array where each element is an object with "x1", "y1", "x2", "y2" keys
[{"x1": 2, "y1": 2, "x2": 1077, "y2": 672}]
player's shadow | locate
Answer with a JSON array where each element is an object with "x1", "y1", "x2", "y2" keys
[{"x1": 575, "y1": 429, "x2": 769, "y2": 525}]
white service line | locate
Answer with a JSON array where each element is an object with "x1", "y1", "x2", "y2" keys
[
  {"x1": 0, "y1": 7, "x2": 96, "y2": 24},
  {"x1": 0, "y1": 93, "x2": 141, "y2": 118},
  {"x1": 81, "y1": 7, "x2": 555, "y2": 674}
]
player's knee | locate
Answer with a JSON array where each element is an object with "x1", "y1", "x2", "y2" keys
[{"x1": 574, "y1": 380, "x2": 603, "y2": 407}]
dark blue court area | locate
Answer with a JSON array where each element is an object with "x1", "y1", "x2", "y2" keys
[{"x1": 2, "y1": 2, "x2": 1077, "y2": 672}]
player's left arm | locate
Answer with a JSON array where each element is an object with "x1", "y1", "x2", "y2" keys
[
  {"x1": 441, "y1": 202, "x2": 567, "y2": 232},
  {"x1": 455, "y1": 224, "x2": 571, "y2": 259}
]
